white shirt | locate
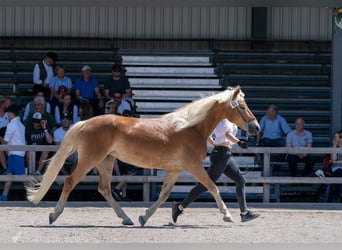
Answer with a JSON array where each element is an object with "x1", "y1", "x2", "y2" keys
[
  {"x1": 211, "y1": 119, "x2": 238, "y2": 145},
  {"x1": 33, "y1": 60, "x2": 54, "y2": 85},
  {"x1": 23, "y1": 101, "x2": 51, "y2": 121},
  {"x1": 104, "y1": 99, "x2": 131, "y2": 115},
  {"x1": 53, "y1": 126, "x2": 70, "y2": 144},
  {"x1": 4, "y1": 117, "x2": 26, "y2": 156}
]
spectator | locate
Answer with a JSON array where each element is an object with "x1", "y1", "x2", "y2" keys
[
  {"x1": 75, "y1": 101, "x2": 94, "y2": 122},
  {"x1": 25, "y1": 112, "x2": 53, "y2": 175},
  {"x1": 330, "y1": 129, "x2": 342, "y2": 202},
  {"x1": 172, "y1": 119, "x2": 260, "y2": 223},
  {"x1": 0, "y1": 104, "x2": 26, "y2": 201},
  {"x1": 53, "y1": 113, "x2": 76, "y2": 175},
  {"x1": 106, "y1": 101, "x2": 136, "y2": 201},
  {"x1": 75, "y1": 65, "x2": 104, "y2": 116},
  {"x1": 33, "y1": 51, "x2": 58, "y2": 97},
  {"x1": 49, "y1": 64, "x2": 72, "y2": 114},
  {"x1": 256, "y1": 104, "x2": 291, "y2": 163},
  {"x1": 104, "y1": 64, "x2": 132, "y2": 101},
  {"x1": 104, "y1": 90, "x2": 131, "y2": 115},
  {"x1": 23, "y1": 91, "x2": 51, "y2": 122},
  {"x1": 286, "y1": 117, "x2": 315, "y2": 177},
  {"x1": 0, "y1": 96, "x2": 12, "y2": 172},
  {"x1": 24, "y1": 96, "x2": 57, "y2": 132},
  {"x1": 54, "y1": 93, "x2": 78, "y2": 125}
]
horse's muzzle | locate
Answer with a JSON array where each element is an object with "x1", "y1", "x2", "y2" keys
[{"x1": 247, "y1": 120, "x2": 260, "y2": 135}]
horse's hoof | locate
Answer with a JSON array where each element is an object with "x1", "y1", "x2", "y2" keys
[
  {"x1": 49, "y1": 213, "x2": 56, "y2": 224},
  {"x1": 122, "y1": 218, "x2": 134, "y2": 226},
  {"x1": 223, "y1": 216, "x2": 234, "y2": 223},
  {"x1": 138, "y1": 215, "x2": 146, "y2": 227}
]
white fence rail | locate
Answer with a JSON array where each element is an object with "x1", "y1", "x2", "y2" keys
[{"x1": 1, "y1": 145, "x2": 342, "y2": 202}]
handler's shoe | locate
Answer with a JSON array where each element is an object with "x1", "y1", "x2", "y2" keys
[
  {"x1": 172, "y1": 202, "x2": 183, "y2": 223},
  {"x1": 0, "y1": 194, "x2": 8, "y2": 201},
  {"x1": 240, "y1": 210, "x2": 260, "y2": 222},
  {"x1": 111, "y1": 188, "x2": 122, "y2": 201}
]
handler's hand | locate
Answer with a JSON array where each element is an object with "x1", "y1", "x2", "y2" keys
[{"x1": 238, "y1": 140, "x2": 248, "y2": 149}]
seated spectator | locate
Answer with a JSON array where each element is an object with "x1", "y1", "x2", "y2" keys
[
  {"x1": 286, "y1": 117, "x2": 315, "y2": 177},
  {"x1": 0, "y1": 105, "x2": 26, "y2": 201},
  {"x1": 0, "y1": 96, "x2": 12, "y2": 172},
  {"x1": 24, "y1": 96, "x2": 57, "y2": 133},
  {"x1": 53, "y1": 113, "x2": 76, "y2": 175},
  {"x1": 104, "y1": 90, "x2": 131, "y2": 115},
  {"x1": 25, "y1": 112, "x2": 53, "y2": 175},
  {"x1": 104, "y1": 64, "x2": 132, "y2": 102},
  {"x1": 330, "y1": 129, "x2": 342, "y2": 202},
  {"x1": 49, "y1": 64, "x2": 72, "y2": 114},
  {"x1": 75, "y1": 101, "x2": 94, "y2": 122},
  {"x1": 75, "y1": 65, "x2": 104, "y2": 116},
  {"x1": 33, "y1": 51, "x2": 58, "y2": 98},
  {"x1": 256, "y1": 104, "x2": 291, "y2": 162},
  {"x1": 23, "y1": 91, "x2": 51, "y2": 122},
  {"x1": 54, "y1": 93, "x2": 78, "y2": 125}
]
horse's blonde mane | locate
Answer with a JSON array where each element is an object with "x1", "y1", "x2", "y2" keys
[{"x1": 163, "y1": 88, "x2": 238, "y2": 131}]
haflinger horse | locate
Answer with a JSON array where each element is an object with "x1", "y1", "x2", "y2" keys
[{"x1": 26, "y1": 85, "x2": 259, "y2": 226}]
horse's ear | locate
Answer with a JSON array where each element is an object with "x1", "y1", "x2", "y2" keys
[{"x1": 232, "y1": 85, "x2": 241, "y2": 100}]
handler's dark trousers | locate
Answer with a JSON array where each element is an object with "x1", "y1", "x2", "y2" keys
[{"x1": 180, "y1": 146, "x2": 247, "y2": 213}]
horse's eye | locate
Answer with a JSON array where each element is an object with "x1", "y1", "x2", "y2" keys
[{"x1": 239, "y1": 105, "x2": 245, "y2": 110}]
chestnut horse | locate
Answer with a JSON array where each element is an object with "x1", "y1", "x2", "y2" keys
[{"x1": 26, "y1": 85, "x2": 259, "y2": 226}]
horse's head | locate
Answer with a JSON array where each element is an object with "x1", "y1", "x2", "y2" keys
[{"x1": 226, "y1": 85, "x2": 260, "y2": 135}]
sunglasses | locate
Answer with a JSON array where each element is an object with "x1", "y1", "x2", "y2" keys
[
  {"x1": 61, "y1": 119, "x2": 71, "y2": 123},
  {"x1": 32, "y1": 120, "x2": 41, "y2": 123},
  {"x1": 113, "y1": 69, "x2": 121, "y2": 72}
]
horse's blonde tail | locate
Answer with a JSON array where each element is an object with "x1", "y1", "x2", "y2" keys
[{"x1": 26, "y1": 121, "x2": 85, "y2": 204}]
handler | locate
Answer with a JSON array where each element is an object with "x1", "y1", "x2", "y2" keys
[{"x1": 172, "y1": 118, "x2": 260, "y2": 223}]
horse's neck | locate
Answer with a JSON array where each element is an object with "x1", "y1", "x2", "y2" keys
[{"x1": 193, "y1": 102, "x2": 226, "y2": 139}]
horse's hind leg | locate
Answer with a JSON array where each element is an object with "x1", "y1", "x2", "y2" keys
[
  {"x1": 139, "y1": 171, "x2": 179, "y2": 227},
  {"x1": 49, "y1": 162, "x2": 93, "y2": 224},
  {"x1": 97, "y1": 155, "x2": 133, "y2": 225}
]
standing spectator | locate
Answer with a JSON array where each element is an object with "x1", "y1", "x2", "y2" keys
[
  {"x1": 22, "y1": 91, "x2": 51, "y2": 122},
  {"x1": 33, "y1": 52, "x2": 58, "y2": 97},
  {"x1": 104, "y1": 90, "x2": 131, "y2": 115},
  {"x1": 53, "y1": 113, "x2": 76, "y2": 175},
  {"x1": 0, "y1": 96, "x2": 12, "y2": 172},
  {"x1": 24, "y1": 96, "x2": 57, "y2": 133},
  {"x1": 256, "y1": 104, "x2": 291, "y2": 163},
  {"x1": 330, "y1": 130, "x2": 342, "y2": 202},
  {"x1": 172, "y1": 119, "x2": 260, "y2": 223},
  {"x1": 0, "y1": 105, "x2": 26, "y2": 201},
  {"x1": 49, "y1": 64, "x2": 72, "y2": 114},
  {"x1": 286, "y1": 117, "x2": 315, "y2": 177},
  {"x1": 54, "y1": 93, "x2": 78, "y2": 125},
  {"x1": 25, "y1": 112, "x2": 53, "y2": 175},
  {"x1": 75, "y1": 65, "x2": 104, "y2": 116}
]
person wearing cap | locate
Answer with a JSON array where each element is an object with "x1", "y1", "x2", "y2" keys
[
  {"x1": 75, "y1": 65, "x2": 104, "y2": 116},
  {"x1": 104, "y1": 89, "x2": 131, "y2": 115},
  {"x1": 53, "y1": 113, "x2": 76, "y2": 175},
  {"x1": 25, "y1": 112, "x2": 53, "y2": 175},
  {"x1": 49, "y1": 64, "x2": 72, "y2": 114},
  {"x1": 0, "y1": 104, "x2": 26, "y2": 201},
  {"x1": 33, "y1": 51, "x2": 58, "y2": 97}
]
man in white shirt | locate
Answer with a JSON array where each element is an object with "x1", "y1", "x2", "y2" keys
[
  {"x1": 33, "y1": 52, "x2": 58, "y2": 97},
  {"x1": 0, "y1": 105, "x2": 26, "y2": 201}
]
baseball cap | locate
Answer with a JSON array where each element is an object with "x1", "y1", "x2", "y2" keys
[
  {"x1": 32, "y1": 112, "x2": 43, "y2": 121},
  {"x1": 81, "y1": 65, "x2": 91, "y2": 72},
  {"x1": 46, "y1": 52, "x2": 58, "y2": 62},
  {"x1": 61, "y1": 112, "x2": 72, "y2": 121}
]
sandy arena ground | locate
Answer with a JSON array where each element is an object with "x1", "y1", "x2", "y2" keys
[{"x1": 0, "y1": 201, "x2": 342, "y2": 244}]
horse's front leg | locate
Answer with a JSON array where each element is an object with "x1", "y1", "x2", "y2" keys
[
  {"x1": 97, "y1": 156, "x2": 133, "y2": 225},
  {"x1": 189, "y1": 166, "x2": 233, "y2": 222},
  {"x1": 139, "y1": 171, "x2": 180, "y2": 227}
]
